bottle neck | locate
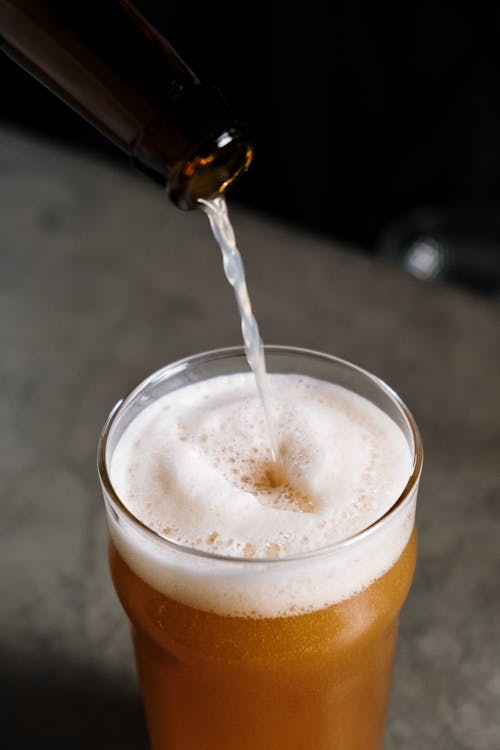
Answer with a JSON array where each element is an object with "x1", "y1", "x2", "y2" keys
[
  {"x1": 133, "y1": 84, "x2": 253, "y2": 208},
  {"x1": 0, "y1": 0, "x2": 253, "y2": 208}
]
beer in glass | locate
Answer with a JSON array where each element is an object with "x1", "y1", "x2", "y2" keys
[{"x1": 98, "y1": 346, "x2": 422, "y2": 750}]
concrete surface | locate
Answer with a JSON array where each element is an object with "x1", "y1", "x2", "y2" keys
[{"x1": 0, "y1": 125, "x2": 499, "y2": 749}]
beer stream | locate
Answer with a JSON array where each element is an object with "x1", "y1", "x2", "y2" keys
[{"x1": 199, "y1": 197, "x2": 281, "y2": 469}]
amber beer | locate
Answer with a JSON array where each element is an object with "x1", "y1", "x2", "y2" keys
[
  {"x1": 108, "y1": 534, "x2": 417, "y2": 749},
  {"x1": 98, "y1": 347, "x2": 422, "y2": 750}
]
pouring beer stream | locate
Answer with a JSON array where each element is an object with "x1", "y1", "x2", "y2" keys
[{"x1": 199, "y1": 197, "x2": 283, "y2": 478}]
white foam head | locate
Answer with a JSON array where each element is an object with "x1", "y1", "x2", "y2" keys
[{"x1": 106, "y1": 373, "x2": 417, "y2": 617}]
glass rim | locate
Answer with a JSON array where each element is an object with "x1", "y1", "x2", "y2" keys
[{"x1": 97, "y1": 344, "x2": 423, "y2": 565}]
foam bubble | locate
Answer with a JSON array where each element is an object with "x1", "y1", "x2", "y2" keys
[{"x1": 108, "y1": 373, "x2": 416, "y2": 616}]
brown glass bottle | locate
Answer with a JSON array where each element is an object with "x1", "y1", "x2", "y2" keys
[{"x1": 0, "y1": 0, "x2": 253, "y2": 208}]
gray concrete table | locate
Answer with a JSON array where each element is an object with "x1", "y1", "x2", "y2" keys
[{"x1": 1, "y1": 125, "x2": 499, "y2": 749}]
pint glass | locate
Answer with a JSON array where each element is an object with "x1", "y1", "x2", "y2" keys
[{"x1": 98, "y1": 346, "x2": 422, "y2": 750}]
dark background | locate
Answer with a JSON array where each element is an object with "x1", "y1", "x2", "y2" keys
[{"x1": 2, "y1": 1, "x2": 500, "y2": 293}]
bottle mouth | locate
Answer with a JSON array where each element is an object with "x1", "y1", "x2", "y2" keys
[{"x1": 168, "y1": 129, "x2": 254, "y2": 210}]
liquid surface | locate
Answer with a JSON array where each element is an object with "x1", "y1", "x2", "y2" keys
[{"x1": 110, "y1": 373, "x2": 411, "y2": 559}]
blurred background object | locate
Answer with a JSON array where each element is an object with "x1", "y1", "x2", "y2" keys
[
  {"x1": 1, "y1": 0, "x2": 500, "y2": 295},
  {"x1": 377, "y1": 204, "x2": 500, "y2": 296}
]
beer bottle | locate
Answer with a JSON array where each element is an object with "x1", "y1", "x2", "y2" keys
[{"x1": 0, "y1": 0, "x2": 253, "y2": 208}]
